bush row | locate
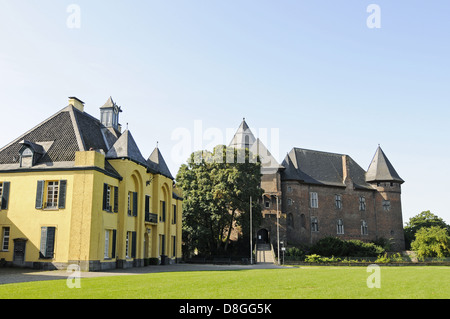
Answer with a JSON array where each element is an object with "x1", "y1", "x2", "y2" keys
[{"x1": 284, "y1": 236, "x2": 386, "y2": 260}]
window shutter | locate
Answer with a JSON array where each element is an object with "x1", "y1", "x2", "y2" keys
[
  {"x1": 132, "y1": 192, "x2": 138, "y2": 217},
  {"x1": 58, "y1": 180, "x2": 67, "y2": 209},
  {"x1": 1, "y1": 181, "x2": 10, "y2": 210},
  {"x1": 102, "y1": 183, "x2": 108, "y2": 211},
  {"x1": 131, "y1": 231, "x2": 137, "y2": 258},
  {"x1": 40, "y1": 227, "x2": 48, "y2": 258},
  {"x1": 113, "y1": 187, "x2": 119, "y2": 213},
  {"x1": 111, "y1": 229, "x2": 117, "y2": 258},
  {"x1": 145, "y1": 195, "x2": 150, "y2": 214},
  {"x1": 35, "y1": 180, "x2": 45, "y2": 209},
  {"x1": 46, "y1": 227, "x2": 56, "y2": 258},
  {"x1": 162, "y1": 201, "x2": 166, "y2": 222}
]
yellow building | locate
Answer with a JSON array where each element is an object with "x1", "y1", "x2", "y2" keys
[{"x1": 0, "y1": 97, "x2": 182, "y2": 271}]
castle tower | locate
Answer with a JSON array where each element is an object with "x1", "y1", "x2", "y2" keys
[
  {"x1": 100, "y1": 96, "x2": 122, "y2": 132},
  {"x1": 366, "y1": 146, "x2": 405, "y2": 250}
]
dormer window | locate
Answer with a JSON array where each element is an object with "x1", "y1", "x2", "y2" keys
[
  {"x1": 20, "y1": 147, "x2": 34, "y2": 168},
  {"x1": 18, "y1": 140, "x2": 45, "y2": 168}
]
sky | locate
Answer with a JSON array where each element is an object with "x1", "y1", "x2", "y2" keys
[{"x1": 0, "y1": 1, "x2": 449, "y2": 224}]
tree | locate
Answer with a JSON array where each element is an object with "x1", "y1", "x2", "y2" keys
[
  {"x1": 411, "y1": 226, "x2": 450, "y2": 259},
  {"x1": 177, "y1": 145, "x2": 263, "y2": 257},
  {"x1": 404, "y1": 211, "x2": 450, "y2": 249}
]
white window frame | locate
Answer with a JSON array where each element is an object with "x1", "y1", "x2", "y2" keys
[
  {"x1": 104, "y1": 230, "x2": 110, "y2": 259},
  {"x1": 311, "y1": 217, "x2": 319, "y2": 232},
  {"x1": 125, "y1": 232, "x2": 130, "y2": 258},
  {"x1": 335, "y1": 194, "x2": 342, "y2": 209},
  {"x1": 359, "y1": 196, "x2": 366, "y2": 211},
  {"x1": 361, "y1": 220, "x2": 368, "y2": 235},
  {"x1": 2, "y1": 227, "x2": 10, "y2": 251},
  {"x1": 310, "y1": 192, "x2": 318, "y2": 208},
  {"x1": 337, "y1": 219, "x2": 344, "y2": 234},
  {"x1": 46, "y1": 181, "x2": 59, "y2": 209}
]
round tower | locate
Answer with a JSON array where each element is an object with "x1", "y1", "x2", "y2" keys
[{"x1": 366, "y1": 146, "x2": 405, "y2": 251}]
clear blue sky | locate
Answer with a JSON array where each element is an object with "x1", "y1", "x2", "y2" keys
[{"x1": 0, "y1": 1, "x2": 449, "y2": 224}]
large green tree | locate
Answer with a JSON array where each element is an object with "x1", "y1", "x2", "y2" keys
[
  {"x1": 411, "y1": 226, "x2": 450, "y2": 259},
  {"x1": 176, "y1": 145, "x2": 263, "y2": 257},
  {"x1": 404, "y1": 211, "x2": 450, "y2": 249}
]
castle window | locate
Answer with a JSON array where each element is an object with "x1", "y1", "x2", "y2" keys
[
  {"x1": 287, "y1": 198, "x2": 292, "y2": 206},
  {"x1": 103, "y1": 184, "x2": 118, "y2": 213},
  {"x1": 310, "y1": 192, "x2": 318, "y2": 208},
  {"x1": 2, "y1": 227, "x2": 10, "y2": 251},
  {"x1": 46, "y1": 181, "x2": 59, "y2": 209},
  {"x1": 311, "y1": 217, "x2": 319, "y2": 232},
  {"x1": 287, "y1": 186, "x2": 292, "y2": 193},
  {"x1": 337, "y1": 219, "x2": 344, "y2": 234},
  {"x1": 335, "y1": 194, "x2": 342, "y2": 209},
  {"x1": 128, "y1": 192, "x2": 138, "y2": 216},
  {"x1": 104, "y1": 229, "x2": 116, "y2": 259},
  {"x1": 0, "y1": 181, "x2": 10, "y2": 210},
  {"x1": 361, "y1": 220, "x2": 368, "y2": 235},
  {"x1": 39, "y1": 226, "x2": 56, "y2": 259},
  {"x1": 359, "y1": 196, "x2": 366, "y2": 211},
  {"x1": 265, "y1": 201, "x2": 270, "y2": 208},
  {"x1": 35, "y1": 180, "x2": 67, "y2": 210},
  {"x1": 382, "y1": 200, "x2": 391, "y2": 211}
]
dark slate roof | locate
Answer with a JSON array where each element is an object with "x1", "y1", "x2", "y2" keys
[
  {"x1": 0, "y1": 109, "x2": 80, "y2": 164},
  {"x1": 366, "y1": 146, "x2": 404, "y2": 184},
  {"x1": 0, "y1": 99, "x2": 174, "y2": 181},
  {"x1": 105, "y1": 130, "x2": 147, "y2": 166},
  {"x1": 281, "y1": 148, "x2": 374, "y2": 190},
  {"x1": 147, "y1": 147, "x2": 174, "y2": 180}
]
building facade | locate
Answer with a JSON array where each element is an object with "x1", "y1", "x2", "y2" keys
[
  {"x1": 0, "y1": 97, "x2": 182, "y2": 271},
  {"x1": 229, "y1": 120, "x2": 406, "y2": 252}
]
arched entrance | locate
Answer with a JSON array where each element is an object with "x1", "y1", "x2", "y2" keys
[{"x1": 257, "y1": 229, "x2": 269, "y2": 244}]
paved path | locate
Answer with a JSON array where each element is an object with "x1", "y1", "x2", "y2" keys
[{"x1": 0, "y1": 263, "x2": 286, "y2": 285}]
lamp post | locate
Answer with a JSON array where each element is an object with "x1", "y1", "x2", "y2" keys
[
  {"x1": 275, "y1": 194, "x2": 280, "y2": 266},
  {"x1": 250, "y1": 196, "x2": 253, "y2": 265}
]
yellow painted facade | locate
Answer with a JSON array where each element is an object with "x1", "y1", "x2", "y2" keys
[{"x1": 0, "y1": 98, "x2": 182, "y2": 271}]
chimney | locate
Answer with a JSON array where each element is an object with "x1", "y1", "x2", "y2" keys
[
  {"x1": 68, "y1": 97, "x2": 85, "y2": 112},
  {"x1": 342, "y1": 155, "x2": 353, "y2": 188}
]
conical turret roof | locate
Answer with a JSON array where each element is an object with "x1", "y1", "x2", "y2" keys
[
  {"x1": 229, "y1": 118, "x2": 256, "y2": 149},
  {"x1": 366, "y1": 146, "x2": 404, "y2": 184},
  {"x1": 147, "y1": 146, "x2": 174, "y2": 180}
]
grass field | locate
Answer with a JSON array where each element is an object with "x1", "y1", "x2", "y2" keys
[{"x1": 0, "y1": 266, "x2": 448, "y2": 299}]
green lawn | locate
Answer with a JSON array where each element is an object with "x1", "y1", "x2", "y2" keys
[{"x1": 0, "y1": 266, "x2": 448, "y2": 299}]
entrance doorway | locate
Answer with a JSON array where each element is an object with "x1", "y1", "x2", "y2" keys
[
  {"x1": 13, "y1": 238, "x2": 27, "y2": 266},
  {"x1": 257, "y1": 229, "x2": 269, "y2": 244}
]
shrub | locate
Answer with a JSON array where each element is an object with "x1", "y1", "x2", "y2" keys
[
  {"x1": 304, "y1": 254, "x2": 342, "y2": 263},
  {"x1": 411, "y1": 226, "x2": 450, "y2": 259},
  {"x1": 310, "y1": 237, "x2": 385, "y2": 257}
]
